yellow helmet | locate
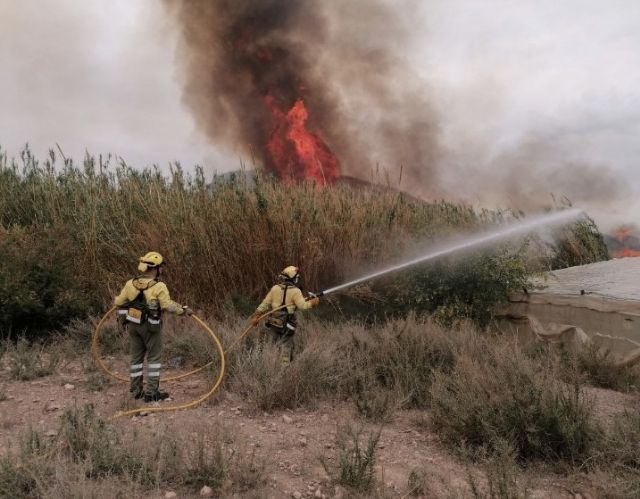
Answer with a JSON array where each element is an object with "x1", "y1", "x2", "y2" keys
[
  {"x1": 280, "y1": 265, "x2": 300, "y2": 282},
  {"x1": 138, "y1": 251, "x2": 164, "y2": 272}
]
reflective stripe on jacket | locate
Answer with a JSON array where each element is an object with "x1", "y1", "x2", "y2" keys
[{"x1": 114, "y1": 277, "x2": 184, "y2": 314}]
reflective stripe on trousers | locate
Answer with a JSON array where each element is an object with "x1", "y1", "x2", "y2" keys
[
  {"x1": 148, "y1": 363, "x2": 161, "y2": 378},
  {"x1": 130, "y1": 363, "x2": 144, "y2": 378}
]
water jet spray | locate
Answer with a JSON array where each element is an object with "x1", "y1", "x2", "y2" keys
[{"x1": 312, "y1": 209, "x2": 583, "y2": 298}]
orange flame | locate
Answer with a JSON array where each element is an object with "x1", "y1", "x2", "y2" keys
[
  {"x1": 612, "y1": 248, "x2": 640, "y2": 258},
  {"x1": 615, "y1": 226, "x2": 633, "y2": 242},
  {"x1": 610, "y1": 224, "x2": 640, "y2": 258},
  {"x1": 265, "y1": 96, "x2": 340, "y2": 185}
]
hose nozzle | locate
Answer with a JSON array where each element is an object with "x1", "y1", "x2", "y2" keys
[{"x1": 306, "y1": 291, "x2": 324, "y2": 300}]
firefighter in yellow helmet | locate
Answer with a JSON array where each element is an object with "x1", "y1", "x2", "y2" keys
[
  {"x1": 250, "y1": 266, "x2": 320, "y2": 365},
  {"x1": 114, "y1": 252, "x2": 192, "y2": 402}
]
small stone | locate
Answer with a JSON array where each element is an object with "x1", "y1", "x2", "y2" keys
[
  {"x1": 315, "y1": 489, "x2": 323, "y2": 498},
  {"x1": 298, "y1": 437, "x2": 307, "y2": 447},
  {"x1": 45, "y1": 430, "x2": 57, "y2": 437},
  {"x1": 199, "y1": 485, "x2": 213, "y2": 497},
  {"x1": 64, "y1": 384, "x2": 75, "y2": 390},
  {"x1": 165, "y1": 492, "x2": 177, "y2": 499},
  {"x1": 282, "y1": 415, "x2": 293, "y2": 424},
  {"x1": 45, "y1": 403, "x2": 61, "y2": 412},
  {"x1": 292, "y1": 492, "x2": 302, "y2": 499}
]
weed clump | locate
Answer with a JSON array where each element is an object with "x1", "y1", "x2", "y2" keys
[
  {"x1": 345, "y1": 318, "x2": 462, "y2": 410},
  {"x1": 58, "y1": 405, "x2": 148, "y2": 479},
  {"x1": 465, "y1": 442, "x2": 529, "y2": 499},
  {"x1": 430, "y1": 343, "x2": 598, "y2": 463},
  {"x1": 575, "y1": 344, "x2": 640, "y2": 392},
  {"x1": 229, "y1": 332, "x2": 343, "y2": 411},
  {"x1": 0, "y1": 405, "x2": 265, "y2": 497},
  {"x1": 322, "y1": 425, "x2": 381, "y2": 493},
  {"x1": 5, "y1": 337, "x2": 61, "y2": 381}
]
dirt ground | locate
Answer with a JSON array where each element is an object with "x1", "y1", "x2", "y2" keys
[{"x1": 1, "y1": 359, "x2": 638, "y2": 499}]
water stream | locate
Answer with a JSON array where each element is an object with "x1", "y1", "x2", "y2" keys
[{"x1": 321, "y1": 208, "x2": 583, "y2": 296}]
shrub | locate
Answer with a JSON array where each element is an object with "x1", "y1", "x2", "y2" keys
[
  {"x1": 603, "y1": 412, "x2": 640, "y2": 471},
  {"x1": 58, "y1": 405, "x2": 148, "y2": 479},
  {"x1": 322, "y1": 425, "x2": 381, "y2": 493},
  {"x1": 0, "y1": 225, "x2": 96, "y2": 339},
  {"x1": 546, "y1": 215, "x2": 609, "y2": 270},
  {"x1": 465, "y1": 442, "x2": 529, "y2": 499},
  {"x1": 430, "y1": 343, "x2": 598, "y2": 463},
  {"x1": 229, "y1": 332, "x2": 342, "y2": 411},
  {"x1": 0, "y1": 427, "x2": 53, "y2": 499},
  {"x1": 182, "y1": 432, "x2": 227, "y2": 489},
  {"x1": 5, "y1": 337, "x2": 61, "y2": 381},
  {"x1": 389, "y1": 244, "x2": 530, "y2": 327},
  {"x1": 343, "y1": 318, "x2": 460, "y2": 409},
  {"x1": 353, "y1": 381, "x2": 397, "y2": 422},
  {"x1": 575, "y1": 344, "x2": 640, "y2": 392}
]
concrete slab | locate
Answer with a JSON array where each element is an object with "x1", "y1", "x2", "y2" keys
[{"x1": 501, "y1": 258, "x2": 640, "y2": 356}]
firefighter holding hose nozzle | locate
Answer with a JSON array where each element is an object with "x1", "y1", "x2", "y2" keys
[
  {"x1": 114, "y1": 252, "x2": 193, "y2": 402},
  {"x1": 250, "y1": 266, "x2": 320, "y2": 365}
]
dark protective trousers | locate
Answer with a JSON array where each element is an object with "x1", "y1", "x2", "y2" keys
[
  {"x1": 266, "y1": 328, "x2": 294, "y2": 366},
  {"x1": 128, "y1": 322, "x2": 163, "y2": 396}
]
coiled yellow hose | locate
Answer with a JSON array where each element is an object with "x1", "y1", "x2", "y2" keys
[{"x1": 91, "y1": 305, "x2": 287, "y2": 418}]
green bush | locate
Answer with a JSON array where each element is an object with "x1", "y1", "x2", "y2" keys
[
  {"x1": 391, "y1": 245, "x2": 529, "y2": 327},
  {"x1": 0, "y1": 225, "x2": 96, "y2": 339}
]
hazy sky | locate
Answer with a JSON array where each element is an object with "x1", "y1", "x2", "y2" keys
[{"x1": 0, "y1": 0, "x2": 638, "y2": 228}]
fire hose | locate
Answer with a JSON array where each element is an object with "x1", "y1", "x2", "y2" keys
[{"x1": 91, "y1": 304, "x2": 291, "y2": 419}]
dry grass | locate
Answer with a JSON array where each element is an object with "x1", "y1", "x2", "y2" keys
[
  {"x1": 2, "y1": 315, "x2": 639, "y2": 497},
  {"x1": 430, "y1": 341, "x2": 598, "y2": 463},
  {"x1": 0, "y1": 404, "x2": 266, "y2": 499}
]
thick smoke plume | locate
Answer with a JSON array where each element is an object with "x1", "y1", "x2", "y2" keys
[
  {"x1": 164, "y1": 0, "x2": 438, "y2": 189},
  {"x1": 165, "y1": 0, "x2": 633, "y2": 226}
]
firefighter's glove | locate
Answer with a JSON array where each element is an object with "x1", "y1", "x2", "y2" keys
[
  {"x1": 182, "y1": 306, "x2": 194, "y2": 316},
  {"x1": 308, "y1": 297, "x2": 320, "y2": 308},
  {"x1": 250, "y1": 312, "x2": 262, "y2": 327}
]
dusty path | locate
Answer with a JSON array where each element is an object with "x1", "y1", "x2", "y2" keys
[{"x1": 1, "y1": 359, "x2": 638, "y2": 498}]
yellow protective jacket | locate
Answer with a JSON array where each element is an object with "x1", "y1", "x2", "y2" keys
[
  {"x1": 256, "y1": 284, "x2": 312, "y2": 314},
  {"x1": 114, "y1": 277, "x2": 185, "y2": 315}
]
